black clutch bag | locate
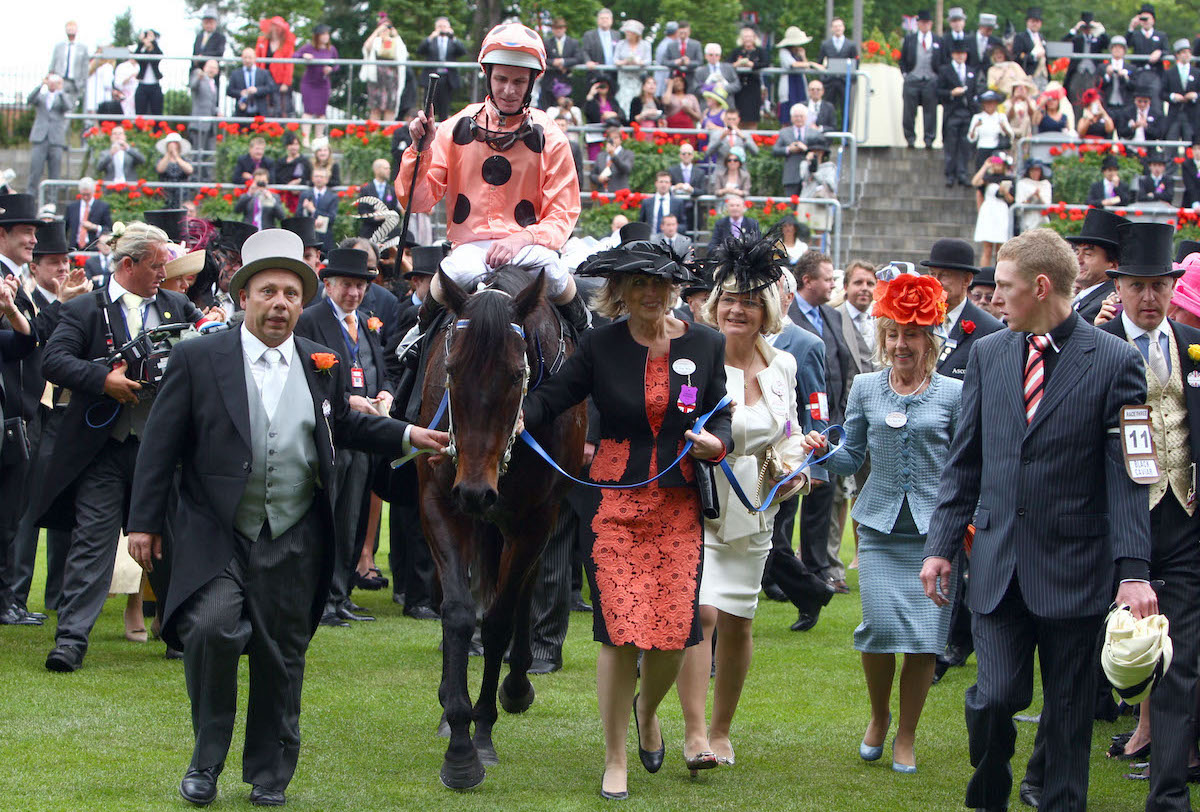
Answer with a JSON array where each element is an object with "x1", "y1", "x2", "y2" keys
[
  {"x1": 694, "y1": 460, "x2": 721, "y2": 520},
  {"x1": 2, "y1": 416, "x2": 30, "y2": 466}
]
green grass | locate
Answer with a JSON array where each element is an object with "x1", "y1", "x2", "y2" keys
[{"x1": 0, "y1": 517, "x2": 1153, "y2": 811}]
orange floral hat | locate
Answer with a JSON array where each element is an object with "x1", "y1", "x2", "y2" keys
[{"x1": 872, "y1": 263, "x2": 948, "y2": 327}]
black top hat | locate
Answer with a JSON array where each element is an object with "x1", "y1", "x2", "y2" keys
[
  {"x1": 970, "y1": 266, "x2": 996, "y2": 288},
  {"x1": 1143, "y1": 147, "x2": 1168, "y2": 165},
  {"x1": 919, "y1": 238, "x2": 978, "y2": 274},
  {"x1": 1112, "y1": 222, "x2": 1181, "y2": 277},
  {"x1": 681, "y1": 273, "x2": 714, "y2": 299},
  {"x1": 949, "y1": 37, "x2": 971, "y2": 53},
  {"x1": 406, "y1": 245, "x2": 445, "y2": 278},
  {"x1": 1066, "y1": 208, "x2": 1128, "y2": 250},
  {"x1": 619, "y1": 222, "x2": 652, "y2": 244},
  {"x1": 214, "y1": 220, "x2": 258, "y2": 253},
  {"x1": 1026, "y1": 7, "x2": 1043, "y2": 20},
  {"x1": 916, "y1": 9, "x2": 933, "y2": 21},
  {"x1": 1139, "y1": 2, "x2": 1156, "y2": 16},
  {"x1": 0, "y1": 194, "x2": 43, "y2": 227},
  {"x1": 318, "y1": 248, "x2": 377, "y2": 281},
  {"x1": 1101, "y1": 154, "x2": 1121, "y2": 171},
  {"x1": 32, "y1": 220, "x2": 70, "y2": 256},
  {"x1": 1176, "y1": 240, "x2": 1200, "y2": 263},
  {"x1": 281, "y1": 216, "x2": 322, "y2": 249},
  {"x1": 142, "y1": 208, "x2": 187, "y2": 243},
  {"x1": 1081, "y1": 11, "x2": 1095, "y2": 23}
]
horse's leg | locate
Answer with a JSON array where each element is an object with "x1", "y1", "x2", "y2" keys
[
  {"x1": 471, "y1": 526, "x2": 506, "y2": 766},
  {"x1": 500, "y1": 567, "x2": 537, "y2": 712},
  {"x1": 423, "y1": 493, "x2": 486, "y2": 790}
]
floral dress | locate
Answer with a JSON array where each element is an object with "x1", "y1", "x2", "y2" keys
[{"x1": 587, "y1": 354, "x2": 702, "y2": 650}]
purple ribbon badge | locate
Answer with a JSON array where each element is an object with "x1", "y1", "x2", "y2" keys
[{"x1": 677, "y1": 384, "x2": 698, "y2": 414}]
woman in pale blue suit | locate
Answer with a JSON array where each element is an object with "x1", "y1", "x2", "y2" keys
[{"x1": 804, "y1": 268, "x2": 961, "y2": 775}]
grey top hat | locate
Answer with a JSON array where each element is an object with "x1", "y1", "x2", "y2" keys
[
  {"x1": 229, "y1": 229, "x2": 320, "y2": 302},
  {"x1": 979, "y1": 13, "x2": 998, "y2": 27}
]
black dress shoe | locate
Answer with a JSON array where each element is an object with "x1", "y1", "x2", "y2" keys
[
  {"x1": 345, "y1": 600, "x2": 370, "y2": 614},
  {"x1": 249, "y1": 785, "x2": 286, "y2": 806},
  {"x1": 403, "y1": 604, "x2": 440, "y2": 620},
  {"x1": 1019, "y1": 781, "x2": 1041, "y2": 808},
  {"x1": 761, "y1": 583, "x2": 787, "y2": 602},
  {"x1": 16, "y1": 606, "x2": 47, "y2": 621},
  {"x1": 933, "y1": 658, "x2": 951, "y2": 684},
  {"x1": 45, "y1": 645, "x2": 85, "y2": 672},
  {"x1": 165, "y1": 647, "x2": 184, "y2": 660},
  {"x1": 570, "y1": 592, "x2": 592, "y2": 612},
  {"x1": 392, "y1": 591, "x2": 405, "y2": 605},
  {"x1": 335, "y1": 605, "x2": 374, "y2": 622},
  {"x1": 1, "y1": 606, "x2": 43, "y2": 625},
  {"x1": 179, "y1": 767, "x2": 220, "y2": 805},
  {"x1": 790, "y1": 610, "x2": 820, "y2": 632},
  {"x1": 527, "y1": 658, "x2": 561, "y2": 674},
  {"x1": 319, "y1": 612, "x2": 350, "y2": 628}
]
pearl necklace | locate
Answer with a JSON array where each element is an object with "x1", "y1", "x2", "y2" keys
[{"x1": 889, "y1": 369, "x2": 929, "y2": 396}]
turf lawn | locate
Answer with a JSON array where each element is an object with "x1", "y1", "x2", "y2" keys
[{"x1": 0, "y1": 513, "x2": 1155, "y2": 811}]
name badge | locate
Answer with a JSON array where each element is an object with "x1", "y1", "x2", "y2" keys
[
  {"x1": 1120, "y1": 405, "x2": 1162, "y2": 484},
  {"x1": 672, "y1": 358, "x2": 697, "y2": 376},
  {"x1": 1188, "y1": 370, "x2": 1200, "y2": 388},
  {"x1": 350, "y1": 367, "x2": 365, "y2": 389},
  {"x1": 885, "y1": 411, "x2": 908, "y2": 428}
]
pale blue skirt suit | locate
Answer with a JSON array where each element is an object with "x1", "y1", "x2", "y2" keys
[{"x1": 824, "y1": 370, "x2": 962, "y2": 654}]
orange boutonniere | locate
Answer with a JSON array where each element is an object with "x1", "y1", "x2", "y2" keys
[
  {"x1": 311, "y1": 352, "x2": 339, "y2": 374},
  {"x1": 367, "y1": 316, "x2": 384, "y2": 334},
  {"x1": 872, "y1": 274, "x2": 948, "y2": 327}
]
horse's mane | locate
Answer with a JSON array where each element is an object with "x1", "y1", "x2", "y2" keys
[{"x1": 449, "y1": 265, "x2": 534, "y2": 372}]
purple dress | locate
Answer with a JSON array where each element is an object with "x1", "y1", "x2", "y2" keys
[{"x1": 296, "y1": 44, "x2": 338, "y2": 115}]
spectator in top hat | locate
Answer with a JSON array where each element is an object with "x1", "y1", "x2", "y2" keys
[
  {"x1": 1118, "y1": 85, "x2": 1166, "y2": 140},
  {"x1": 1011, "y1": 8, "x2": 1048, "y2": 87},
  {"x1": 1127, "y1": 2, "x2": 1168, "y2": 101},
  {"x1": 900, "y1": 11, "x2": 941, "y2": 149},
  {"x1": 938, "y1": 39, "x2": 979, "y2": 187},
  {"x1": 1063, "y1": 13, "x2": 1109, "y2": 104},
  {"x1": 922, "y1": 238, "x2": 1004, "y2": 382},
  {"x1": 1181, "y1": 136, "x2": 1200, "y2": 208},
  {"x1": 1086, "y1": 154, "x2": 1134, "y2": 209},
  {"x1": 971, "y1": 13, "x2": 1001, "y2": 70},
  {"x1": 64, "y1": 177, "x2": 112, "y2": 252},
  {"x1": 941, "y1": 7, "x2": 969, "y2": 56},
  {"x1": 294, "y1": 248, "x2": 397, "y2": 628},
  {"x1": 192, "y1": 5, "x2": 226, "y2": 66},
  {"x1": 1164, "y1": 39, "x2": 1199, "y2": 141},
  {"x1": 1136, "y1": 148, "x2": 1175, "y2": 203},
  {"x1": 281, "y1": 216, "x2": 323, "y2": 272},
  {"x1": 1101, "y1": 36, "x2": 1133, "y2": 109},
  {"x1": 969, "y1": 266, "x2": 1000, "y2": 320}
]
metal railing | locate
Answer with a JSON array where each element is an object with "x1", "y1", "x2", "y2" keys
[
  {"x1": 1012, "y1": 200, "x2": 1182, "y2": 226},
  {"x1": 1014, "y1": 133, "x2": 1193, "y2": 179}
]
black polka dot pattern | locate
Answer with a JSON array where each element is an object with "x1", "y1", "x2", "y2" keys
[
  {"x1": 523, "y1": 124, "x2": 545, "y2": 154},
  {"x1": 514, "y1": 200, "x2": 537, "y2": 227},
  {"x1": 481, "y1": 155, "x2": 512, "y2": 186},
  {"x1": 452, "y1": 117, "x2": 474, "y2": 145},
  {"x1": 453, "y1": 194, "x2": 471, "y2": 224}
]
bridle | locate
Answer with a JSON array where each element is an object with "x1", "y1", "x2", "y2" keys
[{"x1": 442, "y1": 288, "x2": 530, "y2": 476}]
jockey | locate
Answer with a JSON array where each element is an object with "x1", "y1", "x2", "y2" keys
[{"x1": 397, "y1": 22, "x2": 589, "y2": 332}]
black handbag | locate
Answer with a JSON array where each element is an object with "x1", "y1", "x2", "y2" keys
[
  {"x1": 694, "y1": 460, "x2": 720, "y2": 520},
  {"x1": 2, "y1": 416, "x2": 30, "y2": 465}
]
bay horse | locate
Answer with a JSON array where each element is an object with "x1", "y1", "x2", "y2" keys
[{"x1": 416, "y1": 266, "x2": 586, "y2": 790}]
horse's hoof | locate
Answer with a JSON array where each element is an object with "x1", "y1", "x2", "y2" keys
[
  {"x1": 439, "y1": 756, "x2": 485, "y2": 790},
  {"x1": 499, "y1": 677, "x2": 535, "y2": 714},
  {"x1": 475, "y1": 739, "x2": 499, "y2": 766},
  {"x1": 436, "y1": 712, "x2": 451, "y2": 738}
]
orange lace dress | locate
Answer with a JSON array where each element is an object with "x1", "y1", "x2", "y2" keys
[{"x1": 586, "y1": 353, "x2": 703, "y2": 650}]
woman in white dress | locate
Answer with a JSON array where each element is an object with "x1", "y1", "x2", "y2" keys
[
  {"x1": 613, "y1": 21, "x2": 651, "y2": 114},
  {"x1": 677, "y1": 236, "x2": 811, "y2": 771},
  {"x1": 972, "y1": 153, "x2": 1014, "y2": 265},
  {"x1": 1015, "y1": 159, "x2": 1052, "y2": 234}
]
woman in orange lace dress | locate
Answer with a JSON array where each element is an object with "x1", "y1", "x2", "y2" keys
[{"x1": 522, "y1": 222, "x2": 733, "y2": 801}]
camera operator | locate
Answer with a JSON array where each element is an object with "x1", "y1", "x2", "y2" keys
[
  {"x1": 1063, "y1": 13, "x2": 1109, "y2": 104},
  {"x1": 1127, "y1": 4, "x2": 1168, "y2": 105},
  {"x1": 134, "y1": 29, "x2": 164, "y2": 115},
  {"x1": 234, "y1": 168, "x2": 289, "y2": 230},
  {"x1": 35, "y1": 221, "x2": 205, "y2": 672},
  {"x1": 415, "y1": 17, "x2": 466, "y2": 120}
]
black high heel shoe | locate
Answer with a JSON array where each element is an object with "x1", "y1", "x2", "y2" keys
[{"x1": 633, "y1": 693, "x2": 665, "y2": 774}]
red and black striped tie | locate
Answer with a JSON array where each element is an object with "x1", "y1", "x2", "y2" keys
[{"x1": 1024, "y1": 335, "x2": 1049, "y2": 423}]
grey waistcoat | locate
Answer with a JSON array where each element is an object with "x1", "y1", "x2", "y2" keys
[{"x1": 233, "y1": 347, "x2": 320, "y2": 540}]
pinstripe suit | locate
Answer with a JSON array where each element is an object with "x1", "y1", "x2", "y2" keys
[{"x1": 926, "y1": 312, "x2": 1151, "y2": 811}]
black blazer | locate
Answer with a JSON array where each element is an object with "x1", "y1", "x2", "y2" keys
[
  {"x1": 900, "y1": 33, "x2": 942, "y2": 76},
  {"x1": 808, "y1": 99, "x2": 837, "y2": 130},
  {"x1": 1010, "y1": 31, "x2": 1043, "y2": 77},
  {"x1": 1136, "y1": 173, "x2": 1175, "y2": 203},
  {"x1": 192, "y1": 30, "x2": 227, "y2": 61},
  {"x1": 226, "y1": 65, "x2": 277, "y2": 116},
  {"x1": 234, "y1": 192, "x2": 289, "y2": 229},
  {"x1": 359, "y1": 283, "x2": 401, "y2": 347},
  {"x1": 0, "y1": 287, "x2": 61, "y2": 420},
  {"x1": 668, "y1": 162, "x2": 708, "y2": 193},
  {"x1": 1100, "y1": 67, "x2": 1133, "y2": 105},
  {"x1": 1117, "y1": 103, "x2": 1167, "y2": 140},
  {"x1": 542, "y1": 35, "x2": 582, "y2": 88},
  {"x1": 134, "y1": 42, "x2": 163, "y2": 81},
  {"x1": 936, "y1": 300, "x2": 1004, "y2": 380},
  {"x1": 523, "y1": 320, "x2": 733, "y2": 487},
  {"x1": 35, "y1": 287, "x2": 202, "y2": 527},
  {"x1": 925, "y1": 314, "x2": 1151, "y2": 618},
  {"x1": 937, "y1": 62, "x2": 980, "y2": 115},
  {"x1": 294, "y1": 298, "x2": 395, "y2": 396},
  {"x1": 63, "y1": 198, "x2": 113, "y2": 251},
  {"x1": 708, "y1": 216, "x2": 761, "y2": 252},
  {"x1": 819, "y1": 38, "x2": 858, "y2": 62},
  {"x1": 416, "y1": 35, "x2": 468, "y2": 89},
  {"x1": 1182, "y1": 159, "x2": 1200, "y2": 208},
  {"x1": 1074, "y1": 279, "x2": 1115, "y2": 325},
  {"x1": 789, "y1": 300, "x2": 854, "y2": 424},
  {"x1": 1164, "y1": 66, "x2": 1200, "y2": 118},
  {"x1": 126, "y1": 327, "x2": 412, "y2": 648},
  {"x1": 230, "y1": 153, "x2": 276, "y2": 185},
  {"x1": 969, "y1": 32, "x2": 1001, "y2": 69},
  {"x1": 638, "y1": 194, "x2": 689, "y2": 231},
  {"x1": 1086, "y1": 179, "x2": 1134, "y2": 208},
  {"x1": 1127, "y1": 27, "x2": 1169, "y2": 73}
]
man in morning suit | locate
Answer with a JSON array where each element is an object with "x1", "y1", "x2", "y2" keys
[
  {"x1": 708, "y1": 195, "x2": 760, "y2": 253},
  {"x1": 63, "y1": 177, "x2": 111, "y2": 252},
  {"x1": 773, "y1": 104, "x2": 817, "y2": 196},
  {"x1": 1136, "y1": 148, "x2": 1176, "y2": 203},
  {"x1": 26, "y1": 75, "x2": 72, "y2": 197},
  {"x1": 298, "y1": 167, "x2": 339, "y2": 254},
  {"x1": 127, "y1": 229, "x2": 448, "y2": 806},
  {"x1": 900, "y1": 10, "x2": 941, "y2": 149},
  {"x1": 294, "y1": 247, "x2": 398, "y2": 627},
  {"x1": 415, "y1": 18, "x2": 468, "y2": 120},
  {"x1": 1087, "y1": 154, "x2": 1135, "y2": 209},
  {"x1": 1011, "y1": 8, "x2": 1048, "y2": 83},
  {"x1": 923, "y1": 239, "x2": 1004, "y2": 381},
  {"x1": 1164, "y1": 40, "x2": 1199, "y2": 141},
  {"x1": 971, "y1": 14, "x2": 1001, "y2": 70},
  {"x1": 789, "y1": 251, "x2": 854, "y2": 593},
  {"x1": 1066, "y1": 207, "x2": 1125, "y2": 326},
  {"x1": 580, "y1": 8, "x2": 620, "y2": 86},
  {"x1": 34, "y1": 221, "x2": 207, "y2": 672},
  {"x1": 1096, "y1": 222, "x2": 1200, "y2": 811},
  {"x1": 938, "y1": 40, "x2": 978, "y2": 187},
  {"x1": 668, "y1": 142, "x2": 708, "y2": 200},
  {"x1": 192, "y1": 5, "x2": 226, "y2": 67},
  {"x1": 921, "y1": 227, "x2": 1155, "y2": 812},
  {"x1": 806, "y1": 80, "x2": 838, "y2": 131},
  {"x1": 638, "y1": 172, "x2": 688, "y2": 235},
  {"x1": 541, "y1": 18, "x2": 582, "y2": 109},
  {"x1": 818, "y1": 18, "x2": 858, "y2": 119}
]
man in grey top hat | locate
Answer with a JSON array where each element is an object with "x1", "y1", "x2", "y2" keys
[
  {"x1": 192, "y1": 5, "x2": 226, "y2": 67},
  {"x1": 127, "y1": 229, "x2": 447, "y2": 807},
  {"x1": 972, "y1": 13, "x2": 1001, "y2": 69}
]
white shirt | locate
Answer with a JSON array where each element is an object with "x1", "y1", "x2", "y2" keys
[
  {"x1": 107, "y1": 276, "x2": 160, "y2": 332},
  {"x1": 36, "y1": 285, "x2": 58, "y2": 305},
  {"x1": 843, "y1": 300, "x2": 875, "y2": 349},
  {"x1": 112, "y1": 149, "x2": 127, "y2": 184},
  {"x1": 944, "y1": 297, "x2": 968, "y2": 334},
  {"x1": 1074, "y1": 281, "x2": 1106, "y2": 307},
  {"x1": 832, "y1": 36, "x2": 845, "y2": 52},
  {"x1": 0, "y1": 253, "x2": 22, "y2": 279},
  {"x1": 240, "y1": 323, "x2": 293, "y2": 421}
]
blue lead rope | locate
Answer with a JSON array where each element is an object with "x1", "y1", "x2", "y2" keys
[{"x1": 719, "y1": 425, "x2": 845, "y2": 514}]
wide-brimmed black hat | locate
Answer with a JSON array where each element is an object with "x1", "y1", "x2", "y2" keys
[
  {"x1": 32, "y1": 220, "x2": 70, "y2": 256},
  {"x1": 977, "y1": 89, "x2": 1005, "y2": 104},
  {"x1": 0, "y1": 194, "x2": 42, "y2": 227},
  {"x1": 214, "y1": 219, "x2": 258, "y2": 253},
  {"x1": 681, "y1": 274, "x2": 714, "y2": 299},
  {"x1": 142, "y1": 208, "x2": 187, "y2": 243},
  {"x1": 318, "y1": 248, "x2": 377, "y2": 281},
  {"x1": 1112, "y1": 221, "x2": 1181, "y2": 277},
  {"x1": 969, "y1": 266, "x2": 996, "y2": 288},
  {"x1": 1025, "y1": 159, "x2": 1053, "y2": 179},
  {"x1": 406, "y1": 244, "x2": 445, "y2": 278},
  {"x1": 281, "y1": 216, "x2": 322, "y2": 249},
  {"x1": 920, "y1": 238, "x2": 978, "y2": 274},
  {"x1": 1176, "y1": 240, "x2": 1200, "y2": 264},
  {"x1": 578, "y1": 222, "x2": 696, "y2": 283},
  {"x1": 1065, "y1": 207, "x2": 1128, "y2": 250}
]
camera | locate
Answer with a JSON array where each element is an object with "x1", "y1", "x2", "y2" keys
[
  {"x1": 256, "y1": 179, "x2": 268, "y2": 188},
  {"x1": 102, "y1": 323, "x2": 193, "y2": 399}
]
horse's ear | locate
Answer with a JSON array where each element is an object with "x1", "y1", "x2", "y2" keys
[
  {"x1": 513, "y1": 269, "x2": 546, "y2": 324},
  {"x1": 437, "y1": 269, "x2": 468, "y2": 314}
]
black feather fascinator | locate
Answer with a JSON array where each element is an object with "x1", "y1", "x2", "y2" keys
[
  {"x1": 705, "y1": 229, "x2": 786, "y2": 294},
  {"x1": 577, "y1": 221, "x2": 698, "y2": 283}
]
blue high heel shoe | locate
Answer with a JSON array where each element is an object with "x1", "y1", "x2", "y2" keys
[
  {"x1": 892, "y1": 742, "x2": 917, "y2": 774},
  {"x1": 859, "y1": 714, "x2": 891, "y2": 762}
]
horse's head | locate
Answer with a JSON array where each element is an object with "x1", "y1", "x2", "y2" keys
[{"x1": 437, "y1": 267, "x2": 546, "y2": 517}]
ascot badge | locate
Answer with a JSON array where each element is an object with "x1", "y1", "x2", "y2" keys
[{"x1": 1119, "y1": 405, "x2": 1161, "y2": 484}]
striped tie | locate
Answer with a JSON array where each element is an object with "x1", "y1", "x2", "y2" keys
[{"x1": 1024, "y1": 335, "x2": 1049, "y2": 423}]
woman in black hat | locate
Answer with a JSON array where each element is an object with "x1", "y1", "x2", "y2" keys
[
  {"x1": 775, "y1": 214, "x2": 810, "y2": 266},
  {"x1": 521, "y1": 222, "x2": 733, "y2": 799}
]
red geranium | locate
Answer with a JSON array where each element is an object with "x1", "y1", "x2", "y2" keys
[{"x1": 873, "y1": 274, "x2": 947, "y2": 326}]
